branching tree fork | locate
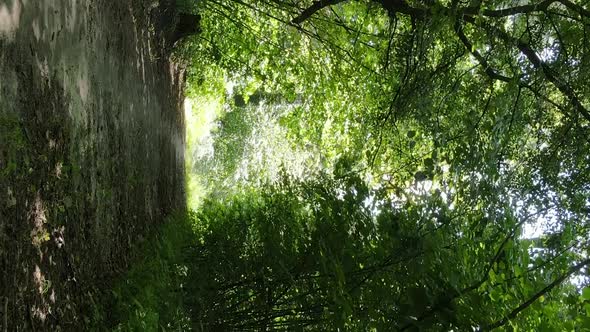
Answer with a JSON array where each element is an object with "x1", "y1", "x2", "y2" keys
[{"x1": 290, "y1": 0, "x2": 590, "y2": 122}]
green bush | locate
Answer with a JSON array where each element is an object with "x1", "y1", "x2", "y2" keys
[{"x1": 103, "y1": 212, "x2": 196, "y2": 331}]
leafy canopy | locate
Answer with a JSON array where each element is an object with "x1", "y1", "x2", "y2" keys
[{"x1": 173, "y1": 0, "x2": 590, "y2": 330}]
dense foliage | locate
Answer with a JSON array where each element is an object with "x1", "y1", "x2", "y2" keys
[
  {"x1": 185, "y1": 174, "x2": 588, "y2": 330},
  {"x1": 111, "y1": 0, "x2": 590, "y2": 330}
]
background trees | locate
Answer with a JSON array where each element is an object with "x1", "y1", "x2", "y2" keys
[
  {"x1": 183, "y1": 173, "x2": 588, "y2": 330},
  {"x1": 171, "y1": 0, "x2": 590, "y2": 330}
]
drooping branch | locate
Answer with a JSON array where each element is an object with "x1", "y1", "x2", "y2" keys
[
  {"x1": 292, "y1": 0, "x2": 427, "y2": 24},
  {"x1": 399, "y1": 209, "x2": 549, "y2": 331},
  {"x1": 558, "y1": 0, "x2": 590, "y2": 17},
  {"x1": 291, "y1": 0, "x2": 347, "y2": 24},
  {"x1": 482, "y1": 257, "x2": 590, "y2": 331},
  {"x1": 462, "y1": 15, "x2": 590, "y2": 123},
  {"x1": 461, "y1": 0, "x2": 555, "y2": 17},
  {"x1": 293, "y1": 0, "x2": 589, "y2": 123},
  {"x1": 516, "y1": 39, "x2": 590, "y2": 122},
  {"x1": 379, "y1": 0, "x2": 427, "y2": 19},
  {"x1": 454, "y1": 20, "x2": 512, "y2": 83},
  {"x1": 455, "y1": 10, "x2": 589, "y2": 123},
  {"x1": 459, "y1": 0, "x2": 590, "y2": 18},
  {"x1": 292, "y1": 0, "x2": 589, "y2": 25}
]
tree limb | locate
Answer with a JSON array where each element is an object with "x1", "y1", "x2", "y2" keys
[
  {"x1": 460, "y1": 0, "x2": 590, "y2": 18},
  {"x1": 378, "y1": 0, "x2": 427, "y2": 19},
  {"x1": 291, "y1": 0, "x2": 347, "y2": 24},
  {"x1": 482, "y1": 257, "x2": 590, "y2": 331},
  {"x1": 454, "y1": 20, "x2": 513, "y2": 82},
  {"x1": 292, "y1": 0, "x2": 428, "y2": 24},
  {"x1": 399, "y1": 210, "x2": 547, "y2": 331},
  {"x1": 461, "y1": 0, "x2": 555, "y2": 17},
  {"x1": 462, "y1": 15, "x2": 590, "y2": 123},
  {"x1": 558, "y1": 0, "x2": 590, "y2": 17},
  {"x1": 516, "y1": 39, "x2": 590, "y2": 122}
]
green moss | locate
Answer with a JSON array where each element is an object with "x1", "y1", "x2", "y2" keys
[{"x1": 0, "y1": 114, "x2": 29, "y2": 178}]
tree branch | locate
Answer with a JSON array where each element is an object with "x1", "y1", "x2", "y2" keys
[
  {"x1": 291, "y1": 0, "x2": 347, "y2": 24},
  {"x1": 292, "y1": 0, "x2": 429, "y2": 24},
  {"x1": 454, "y1": 20, "x2": 513, "y2": 82},
  {"x1": 461, "y1": 0, "x2": 555, "y2": 17},
  {"x1": 482, "y1": 257, "x2": 590, "y2": 331},
  {"x1": 399, "y1": 210, "x2": 547, "y2": 331},
  {"x1": 558, "y1": 0, "x2": 590, "y2": 17},
  {"x1": 379, "y1": 0, "x2": 427, "y2": 19},
  {"x1": 462, "y1": 15, "x2": 590, "y2": 123},
  {"x1": 460, "y1": 0, "x2": 590, "y2": 18},
  {"x1": 516, "y1": 39, "x2": 590, "y2": 122}
]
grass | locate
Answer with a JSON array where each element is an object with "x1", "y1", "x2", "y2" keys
[{"x1": 97, "y1": 211, "x2": 198, "y2": 331}]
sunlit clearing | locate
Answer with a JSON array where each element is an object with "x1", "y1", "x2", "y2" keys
[
  {"x1": 185, "y1": 97, "x2": 222, "y2": 209},
  {"x1": 224, "y1": 102, "x2": 321, "y2": 186}
]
